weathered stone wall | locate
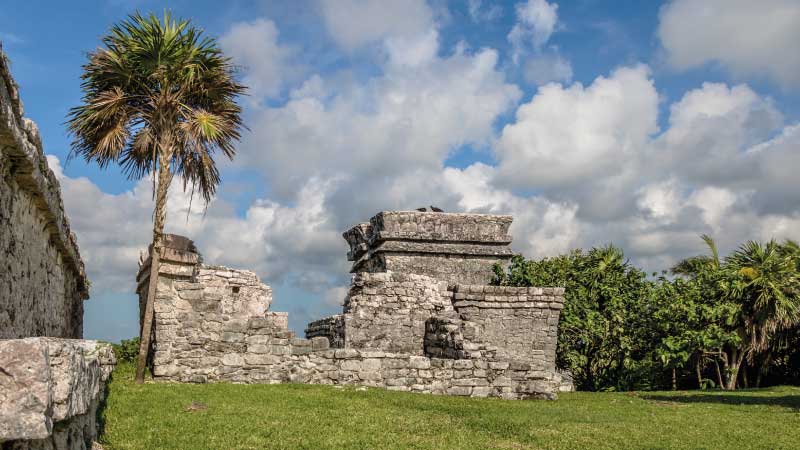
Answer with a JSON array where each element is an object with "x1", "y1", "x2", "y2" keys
[
  {"x1": 450, "y1": 285, "x2": 563, "y2": 366},
  {"x1": 0, "y1": 49, "x2": 88, "y2": 338},
  {"x1": 0, "y1": 338, "x2": 116, "y2": 449},
  {"x1": 0, "y1": 48, "x2": 114, "y2": 450},
  {"x1": 343, "y1": 272, "x2": 453, "y2": 354},
  {"x1": 344, "y1": 211, "x2": 513, "y2": 285},
  {"x1": 304, "y1": 315, "x2": 344, "y2": 348},
  {"x1": 142, "y1": 238, "x2": 565, "y2": 399},
  {"x1": 143, "y1": 207, "x2": 566, "y2": 399},
  {"x1": 135, "y1": 237, "x2": 275, "y2": 381}
]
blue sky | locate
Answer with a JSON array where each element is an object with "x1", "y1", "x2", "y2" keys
[{"x1": 2, "y1": 0, "x2": 799, "y2": 342}]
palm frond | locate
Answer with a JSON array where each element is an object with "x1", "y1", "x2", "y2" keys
[{"x1": 68, "y1": 10, "x2": 246, "y2": 204}]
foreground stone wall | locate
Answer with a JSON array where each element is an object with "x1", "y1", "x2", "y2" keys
[
  {"x1": 0, "y1": 338, "x2": 116, "y2": 449},
  {"x1": 0, "y1": 49, "x2": 88, "y2": 338},
  {"x1": 0, "y1": 49, "x2": 115, "y2": 450}
]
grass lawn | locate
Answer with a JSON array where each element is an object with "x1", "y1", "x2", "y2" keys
[{"x1": 101, "y1": 363, "x2": 800, "y2": 450}]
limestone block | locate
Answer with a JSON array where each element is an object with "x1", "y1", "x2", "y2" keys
[
  {"x1": 0, "y1": 338, "x2": 115, "y2": 445},
  {"x1": 408, "y1": 356, "x2": 431, "y2": 369},
  {"x1": 221, "y1": 353, "x2": 244, "y2": 366}
]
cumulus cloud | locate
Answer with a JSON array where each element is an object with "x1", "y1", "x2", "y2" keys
[
  {"x1": 318, "y1": 0, "x2": 438, "y2": 66},
  {"x1": 505, "y1": 0, "x2": 572, "y2": 87},
  {"x1": 220, "y1": 18, "x2": 298, "y2": 100},
  {"x1": 238, "y1": 45, "x2": 521, "y2": 204},
  {"x1": 495, "y1": 65, "x2": 659, "y2": 201},
  {"x1": 50, "y1": 155, "x2": 348, "y2": 296},
  {"x1": 658, "y1": 0, "x2": 800, "y2": 89},
  {"x1": 508, "y1": 0, "x2": 559, "y2": 61}
]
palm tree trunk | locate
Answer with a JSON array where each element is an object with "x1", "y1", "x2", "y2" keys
[
  {"x1": 135, "y1": 150, "x2": 171, "y2": 384},
  {"x1": 726, "y1": 349, "x2": 745, "y2": 390},
  {"x1": 756, "y1": 353, "x2": 771, "y2": 388},
  {"x1": 741, "y1": 362, "x2": 749, "y2": 388},
  {"x1": 713, "y1": 358, "x2": 724, "y2": 389},
  {"x1": 695, "y1": 357, "x2": 703, "y2": 389}
]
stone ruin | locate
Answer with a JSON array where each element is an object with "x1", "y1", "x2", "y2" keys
[
  {"x1": 139, "y1": 211, "x2": 566, "y2": 399},
  {"x1": 0, "y1": 47, "x2": 116, "y2": 450}
]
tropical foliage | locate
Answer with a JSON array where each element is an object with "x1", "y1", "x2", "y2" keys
[{"x1": 494, "y1": 237, "x2": 800, "y2": 391}]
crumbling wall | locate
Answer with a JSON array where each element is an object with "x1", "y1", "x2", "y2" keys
[
  {"x1": 450, "y1": 286, "x2": 563, "y2": 366},
  {"x1": 142, "y1": 239, "x2": 565, "y2": 399},
  {"x1": 342, "y1": 272, "x2": 453, "y2": 354},
  {"x1": 144, "y1": 207, "x2": 567, "y2": 400},
  {"x1": 136, "y1": 236, "x2": 280, "y2": 381},
  {"x1": 0, "y1": 50, "x2": 88, "y2": 338},
  {"x1": 305, "y1": 315, "x2": 344, "y2": 348},
  {"x1": 0, "y1": 338, "x2": 116, "y2": 449}
]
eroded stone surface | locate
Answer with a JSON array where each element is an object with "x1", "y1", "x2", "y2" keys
[
  {"x1": 0, "y1": 49, "x2": 88, "y2": 339},
  {"x1": 0, "y1": 338, "x2": 116, "y2": 448},
  {"x1": 343, "y1": 211, "x2": 514, "y2": 285}
]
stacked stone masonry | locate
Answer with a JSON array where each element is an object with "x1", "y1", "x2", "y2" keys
[
  {"x1": 0, "y1": 48, "x2": 115, "y2": 450},
  {"x1": 343, "y1": 211, "x2": 514, "y2": 285},
  {"x1": 0, "y1": 48, "x2": 88, "y2": 339},
  {"x1": 0, "y1": 338, "x2": 116, "y2": 449},
  {"x1": 142, "y1": 210, "x2": 566, "y2": 399}
]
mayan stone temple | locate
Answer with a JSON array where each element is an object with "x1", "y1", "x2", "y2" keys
[{"x1": 138, "y1": 211, "x2": 566, "y2": 399}]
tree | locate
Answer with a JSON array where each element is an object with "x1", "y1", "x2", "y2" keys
[
  {"x1": 725, "y1": 240, "x2": 800, "y2": 387},
  {"x1": 494, "y1": 246, "x2": 655, "y2": 391},
  {"x1": 651, "y1": 273, "x2": 739, "y2": 390},
  {"x1": 67, "y1": 12, "x2": 246, "y2": 383},
  {"x1": 671, "y1": 237, "x2": 800, "y2": 389}
]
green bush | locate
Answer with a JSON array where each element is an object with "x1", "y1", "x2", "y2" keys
[{"x1": 112, "y1": 337, "x2": 141, "y2": 363}]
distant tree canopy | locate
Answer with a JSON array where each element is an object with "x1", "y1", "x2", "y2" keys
[{"x1": 493, "y1": 237, "x2": 800, "y2": 391}]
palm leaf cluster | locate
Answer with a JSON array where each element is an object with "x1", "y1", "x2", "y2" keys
[{"x1": 67, "y1": 11, "x2": 246, "y2": 202}]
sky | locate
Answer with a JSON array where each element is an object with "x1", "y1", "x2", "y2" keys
[{"x1": 2, "y1": 0, "x2": 800, "y2": 343}]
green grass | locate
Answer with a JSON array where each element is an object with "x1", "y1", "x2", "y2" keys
[{"x1": 101, "y1": 363, "x2": 800, "y2": 450}]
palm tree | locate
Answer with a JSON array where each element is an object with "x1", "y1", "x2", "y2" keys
[
  {"x1": 68, "y1": 12, "x2": 246, "y2": 383},
  {"x1": 671, "y1": 234, "x2": 720, "y2": 276},
  {"x1": 726, "y1": 240, "x2": 800, "y2": 358},
  {"x1": 672, "y1": 235, "x2": 742, "y2": 389}
]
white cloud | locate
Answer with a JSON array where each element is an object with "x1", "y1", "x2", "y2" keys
[
  {"x1": 658, "y1": 0, "x2": 800, "y2": 89},
  {"x1": 238, "y1": 45, "x2": 521, "y2": 201},
  {"x1": 219, "y1": 18, "x2": 297, "y2": 100},
  {"x1": 429, "y1": 162, "x2": 582, "y2": 259},
  {"x1": 496, "y1": 65, "x2": 659, "y2": 193},
  {"x1": 523, "y1": 51, "x2": 572, "y2": 85},
  {"x1": 318, "y1": 0, "x2": 438, "y2": 66},
  {"x1": 467, "y1": 0, "x2": 503, "y2": 22},
  {"x1": 508, "y1": 0, "x2": 559, "y2": 63},
  {"x1": 637, "y1": 179, "x2": 682, "y2": 223},
  {"x1": 654, "y1": 82, "x2": 783, "y2": 187},
  {"x1": 49, "y1": 155, "x2": 348, "y2": 296},
  {"x1": 687, "y1": 186, "x2": 738, "y2": 231}
]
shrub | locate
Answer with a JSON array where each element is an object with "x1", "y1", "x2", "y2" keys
[{"x1": 112, "y1": 337, "x2": 141, "y2": 363}]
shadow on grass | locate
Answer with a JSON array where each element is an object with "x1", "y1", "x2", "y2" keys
[{"x1": 641, "y1": 391, "x2": 800, "y2": 410}]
